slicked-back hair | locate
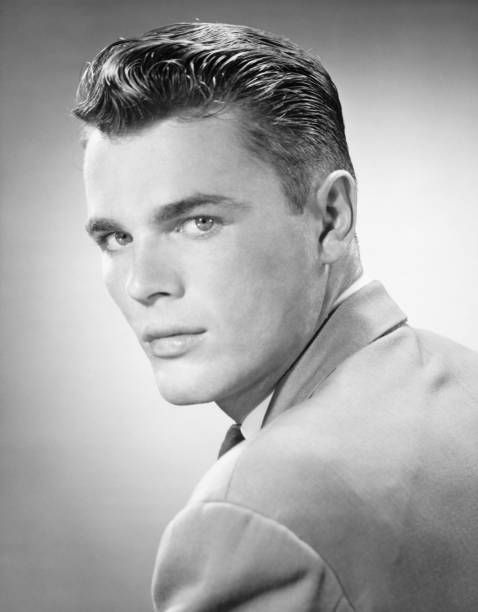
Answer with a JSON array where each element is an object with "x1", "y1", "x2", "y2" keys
[{"x1": 74, "y1": 22, "x2": 355, "y2": 210}]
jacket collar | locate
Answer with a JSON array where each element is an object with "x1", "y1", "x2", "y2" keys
[{"x1": 263, "y1": 281, "x2": 407, "y2": 425}]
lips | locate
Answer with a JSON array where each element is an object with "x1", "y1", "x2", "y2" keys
[{"x1": 142, "y1": 327, "x2": 206, "y2": 358}]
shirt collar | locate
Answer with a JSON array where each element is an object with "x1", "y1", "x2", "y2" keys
[
  {"x1": 332, "y1": 273, "x2": 371, "y2": 310},
  {"x1": 240, "y1": 392, "x2": 273, "y2": 440}
]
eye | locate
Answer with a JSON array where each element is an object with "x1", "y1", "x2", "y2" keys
[
  {"x1": 179, "y1": 216, "x2": 219, "y2": 237},
  {"x1": 102, "y1": 231, "x2": 133, "y2": 252}
]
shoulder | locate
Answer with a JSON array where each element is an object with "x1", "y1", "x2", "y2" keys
[
  {"x1": 194, "y1": 324, "x2": 478, "y2": 512},
  {"x1": 185, "y1": 324, "x2": 478, "y2": 607}
]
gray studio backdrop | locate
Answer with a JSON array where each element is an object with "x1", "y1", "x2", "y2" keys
[{"x1": 1, "y1": 1, "x2": 477, "y2": 611}]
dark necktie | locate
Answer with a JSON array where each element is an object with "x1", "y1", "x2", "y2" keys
[{"x1": 218, "y1": 423, "x2": 245, "y2": 458}]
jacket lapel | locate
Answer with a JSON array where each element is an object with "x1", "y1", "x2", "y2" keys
[{"x1": 264, "y1": 281, "x2": 407, "y2": 425}]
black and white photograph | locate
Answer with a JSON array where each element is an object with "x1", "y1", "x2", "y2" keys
[{"x1": 1, "y1": 1, "x2": 478, "y2": 611}]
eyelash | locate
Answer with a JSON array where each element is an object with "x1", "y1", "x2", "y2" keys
[
  {"x1": 175, "y1": 215, "x2": 222, "y2": 236},
  {"x1": 96, "y1": 215, "x2": 222, "y2": 251},
  {"x1": 96, "y1": 231, "x2": 132, "y2": 252}
]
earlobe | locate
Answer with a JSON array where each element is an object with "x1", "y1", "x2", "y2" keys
[{"x1": 315, "y1": 170, "x2": 357, "y2": 264}]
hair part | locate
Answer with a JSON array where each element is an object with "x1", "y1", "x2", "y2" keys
[{"x1": 74, "y1": 22, "x2": 355, "y2": 210}]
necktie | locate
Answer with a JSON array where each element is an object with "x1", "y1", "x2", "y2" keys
[{"x1": 218, "y1": 423, "x2": 245, "y2": 458}]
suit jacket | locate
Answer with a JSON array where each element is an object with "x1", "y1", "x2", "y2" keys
[{"x1": 151, "y1": 282, "x2": 478, "y2": 611}]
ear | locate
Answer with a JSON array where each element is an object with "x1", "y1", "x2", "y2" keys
[{"x1": 313, "y1": 170, "x2": 357, "y2": 264}]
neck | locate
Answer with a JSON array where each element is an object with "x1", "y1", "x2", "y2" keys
[
  {"x1": 218, "y1": 251, "x2": 363, "y2": 423},
  {"x1": 321, "y1": 249, "x2": 363, "y2": 324},
  {"x1": 216, "y1": 362, "x2": 289, "y2": 423}
]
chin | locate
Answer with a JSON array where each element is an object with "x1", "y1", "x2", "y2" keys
[
  {"x1": 152, "y1": 359, "x2": 245, "y2": 406},
  {"x1": 152, "y1": 367, "x2": 221, "y2": 406}
]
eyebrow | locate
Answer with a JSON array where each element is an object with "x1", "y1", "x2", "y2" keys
[
  {"x1": 85, "y1": 193, "x2": 249, "y2": 236},
  {"x1": 85, "y1": 217, "x2": 124, "y2": 236}
]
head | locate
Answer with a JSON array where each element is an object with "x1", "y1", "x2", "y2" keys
[{"x1": 76, "y1": 22, "x2": 360, "y2": 420}]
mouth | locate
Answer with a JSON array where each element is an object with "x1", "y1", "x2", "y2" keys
[{"x1": 142, "y1": 328, "x2": 206, "y2": 359}]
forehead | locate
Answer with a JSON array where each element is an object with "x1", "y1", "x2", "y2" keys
[{"x1": 83, "y1": 115, "x2": 282, "y2": 213}]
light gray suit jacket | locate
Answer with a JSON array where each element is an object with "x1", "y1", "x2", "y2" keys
[{"x1": 152, "y1": 282, "x2": 478, "y2": 611}]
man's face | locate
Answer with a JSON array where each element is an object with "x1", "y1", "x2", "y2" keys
[{"x1": 84, "y1": 115, "x2": 326, "y2": 416}]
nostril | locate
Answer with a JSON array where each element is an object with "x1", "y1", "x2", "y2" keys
[{"x1": 126, "y1": 272, "x2": 184, "y2": 303}]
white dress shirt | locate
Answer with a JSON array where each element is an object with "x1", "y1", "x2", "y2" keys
[
  {"x1": 240, "y1": 392, "x2": 273, "y2": 439},
  {"x1": 239, "y1": 273, "x2": 371, "y2": 440}
]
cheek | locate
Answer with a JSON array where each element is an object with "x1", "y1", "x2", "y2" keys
[
  {"x1": 194, "y1": 231, "x2": 319, "y2": 339},
  {"x1": 102, "y1": 257, "x2": 131, "y2": 313},
  {"x1": 102, "y1": 256, "x2": 118, "y2": 294}
]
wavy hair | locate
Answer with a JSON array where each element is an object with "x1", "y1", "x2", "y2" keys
[{"x1": 74, "y1": 22, "x2": 355, "y2": 209}]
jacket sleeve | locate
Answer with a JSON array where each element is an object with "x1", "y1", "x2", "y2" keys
[{"x1": 151, "y1": 500, "x2": 354, "y2": 612}]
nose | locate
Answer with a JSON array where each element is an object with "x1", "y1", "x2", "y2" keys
[{"x1": 126, "y1": 239, "x2": 185, "y2": 304}]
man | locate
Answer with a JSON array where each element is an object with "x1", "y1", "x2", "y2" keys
[{"x1": 75, "y1": 22, "x2": 478, "y2": 612}]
